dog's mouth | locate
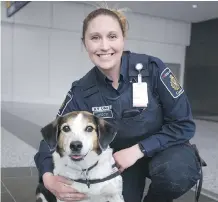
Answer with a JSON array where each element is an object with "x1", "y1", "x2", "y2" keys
[
  {"x1": 70, "y1": 154, "x2": 84, "y2": 161},
  {"x1": 69, "y1": 150, "x2": 90, "y2": 161}
]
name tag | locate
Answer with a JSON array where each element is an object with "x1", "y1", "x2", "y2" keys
[
  {"x1": 93, "y1": 110, "x2": 113, "y2": 118},
  {"x1": 133, "y1": 82, "x2": 148, "y2": 107},
  {"x1": 92, "y1": 105, "x2": 113, "y2": 119}
]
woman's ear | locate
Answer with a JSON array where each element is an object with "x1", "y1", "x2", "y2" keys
[{"x1": 81, "y1": 37, "x2": 86, "y2": 48}]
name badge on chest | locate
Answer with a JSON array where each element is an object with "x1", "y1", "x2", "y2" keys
[
  {"x1": 92, "y1": 105, "x2": 113, "y2": 119},
  {"x1": 132, "y1": 63, "x2": 149, "y2": 107}
]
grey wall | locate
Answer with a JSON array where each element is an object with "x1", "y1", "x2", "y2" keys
[
  {"x1": 184, "y1": 18, "x2": 218, "y2": 115},
  {"x1": 1, "y1": 1, "x2": 191, "y2": 105}
]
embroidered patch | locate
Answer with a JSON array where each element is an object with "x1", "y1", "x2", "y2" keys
[
  {"x1": 57, "y1": 91, "x2": 73, "y2": 116},
  {"x1": 160, "y1": 67, "x2": 184, "y2": 98}
]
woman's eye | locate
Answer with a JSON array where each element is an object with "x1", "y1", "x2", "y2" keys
[
  {"x1": 91, "y1": 36, "x2": 99, "y2": 40},
  {"x1": 62, "y1": 126, "x2": 70, "y2": 132},
  {"x1": 109, "y1": 35, "x2": 117, "y2": 39},
  {"x1": 85, "y1": 126, "x2": 94, "y2": 132}
]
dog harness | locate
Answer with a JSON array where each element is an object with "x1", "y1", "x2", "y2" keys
[{"x1": 71, "y1": 161, "x2": 120, "y2": 188}]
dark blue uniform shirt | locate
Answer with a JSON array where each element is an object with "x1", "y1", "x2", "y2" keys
[{"x1": 34, "y1": 51, "x2": 196, "y2": 181}]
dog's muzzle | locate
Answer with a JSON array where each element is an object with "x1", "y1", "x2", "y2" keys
[
  {"x1": 69, "y1": 141, "x2": 84, "y2": 161},
  {"x1": 70, "y1": 141, "x2": 83, "y2": 152},
  {"x1": 69, "y1": 141, "x2": 91, "y2": 161}
]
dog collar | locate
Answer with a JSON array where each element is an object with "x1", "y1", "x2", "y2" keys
[
  {"x1": 73, "y1": 163, "x2": 120, "y2": 188},
  {"x1": 81, "y1": 161, "x2": 98, "y2": 172}
]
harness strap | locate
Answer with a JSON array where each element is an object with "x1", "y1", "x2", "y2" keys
[
  {"x1": 195, "y1": 165, "x2": 203, "y2": 202},
  {"x1": 81, "y1": 161, "x2": 98, "y2": 172},
  {"x1": 73, "y1": 164, "x2": 120, "y2": 188},
  {"x1": 186, "y1": 143, "x2": 207, "y2": 202},
  {"x1": 192, "y1": 144, "x2": 206, "y2": 202}
]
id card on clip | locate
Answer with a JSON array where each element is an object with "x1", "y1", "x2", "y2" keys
[{"x1": 133, "y1": 82, "x2": 148, "y2": 107}]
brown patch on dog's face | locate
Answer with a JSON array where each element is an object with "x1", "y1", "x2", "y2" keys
[
  {"x1": 92, "y1": 131, "x2": 99, "y2": 153},
  {"x1": 56, "y1": 132, "x2": 65, "y2": 155}
]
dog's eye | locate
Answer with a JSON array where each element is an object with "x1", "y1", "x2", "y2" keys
[
  {"x1": 62, "y1": 125, "x2": 70, "y2": 132},
  {"x1": 85, "y1": 126, "x2": 94, "y2": 132}
]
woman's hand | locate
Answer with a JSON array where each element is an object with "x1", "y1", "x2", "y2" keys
[
  {"x1": 113, "y1": 144, "x2": 144, "y2": 173},
  {"x1": 43, "y1": 173, "x2": 87, "y2": 201}
]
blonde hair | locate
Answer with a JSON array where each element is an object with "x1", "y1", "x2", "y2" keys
[
  {"x1": 110, "y1": 9, "x2": 128, "y2": 36},
  {"x1": 82, "y1": 7, "x2": 129, "y2": 41}
]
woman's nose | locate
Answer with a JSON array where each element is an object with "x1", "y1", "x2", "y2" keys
[{"x1": 100, "y1": 38, "x2": 110, "y2": 50}]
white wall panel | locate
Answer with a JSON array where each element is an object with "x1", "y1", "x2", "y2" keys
[
  {"x1": 49, "y1": 31, "x2": 83, "y2": 100},
  {"x1": 13, "y1": 26, "x2": 49, "y2": 101},
  {"x1": 126, "y1": 12, "x2": 190, "y2": 46},
  {"x1": 14, "y1": 2, "x2": 51, "y2": 27},
  {"x1": 125, "y1": 12, "x2": 144, "y2": 39},
  {"x1": 1, "y1": 24, "x2": 13, "y2": 101},
  {"x1": 125, "y1": 39, "x2": 184, "y2": 63},
  {"x1": 141, "y1": 16, "x2": 166, "y2": 43},
  {"x1": 164, "y1": 20, "x2": 191, "y2": 46},
  {"x1": 80, "y1": 48, "x2": 95, "y2": 77},
  {"x1": 125, "y1": 39, "x2": 142, "y2": 53},
  {"x1": 52, "y1": 2, "x2": 84, "y2": 32}
]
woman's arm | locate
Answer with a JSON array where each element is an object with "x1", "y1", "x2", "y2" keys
[{"x1": 139, "y1": 57, "x2": 196, "y2": 157}]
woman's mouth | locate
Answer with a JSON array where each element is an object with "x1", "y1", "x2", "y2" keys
[{"x1": 97, "y1": 53, "x2": 114, "y2": 58}]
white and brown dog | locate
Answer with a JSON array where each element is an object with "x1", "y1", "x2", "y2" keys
[{"x1": 35, "y1": 111, "x2": 124, "y2": 202}]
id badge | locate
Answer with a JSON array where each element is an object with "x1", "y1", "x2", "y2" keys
[{"x1": 133, "y1": 82, "x2": 148, "y2": 107}]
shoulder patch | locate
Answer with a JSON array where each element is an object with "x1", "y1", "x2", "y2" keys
[
  {"x1": 57, "y1": 91, "x2": 73, "y2": 117},
  {"x1": 160, "y1": 67, "x2": 184, "y2": 98}
]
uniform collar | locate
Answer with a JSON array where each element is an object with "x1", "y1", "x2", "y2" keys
[{"x1": 95, "y1": 52, "x2": 129, "y2": 84}]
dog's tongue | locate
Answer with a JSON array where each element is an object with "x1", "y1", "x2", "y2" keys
[{"x1": 71, "y1": 155, "x2": 82, "y2": 160}]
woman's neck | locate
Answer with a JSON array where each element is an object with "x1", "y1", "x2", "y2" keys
[
  {"x1": 101, "y1": 63, "x2": 121, "y2": 90},
  {"x1": 101, "y1": 60, "x2": 121, "y2": 82},
  {"x1": 104, "y1": 69, "x2": 119, "y2": 82}
]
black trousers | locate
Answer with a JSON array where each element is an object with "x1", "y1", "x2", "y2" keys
[{"x1": 121, "y1": 144, "x2": 201, "y2": 202}]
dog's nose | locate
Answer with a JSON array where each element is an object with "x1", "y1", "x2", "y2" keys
[{"x1": 70, "y1": 141, "x2": 83, "y2": 152}]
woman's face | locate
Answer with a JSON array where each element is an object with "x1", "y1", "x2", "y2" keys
[{"x1": 84, "y1": 15, "x2": 125, "y2": 72}]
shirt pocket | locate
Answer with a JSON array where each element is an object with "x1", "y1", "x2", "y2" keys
[{"x1": 120, "y1": 101, "x2": 163, "y2": 138}]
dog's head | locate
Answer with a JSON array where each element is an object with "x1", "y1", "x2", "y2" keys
[{"x1": 40, "y1": 111, "x2": 117, "y2": 161}]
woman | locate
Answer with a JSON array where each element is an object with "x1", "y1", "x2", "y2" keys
[{"x1": 34, "y1": 7, "x2": 202, "y2": 202}]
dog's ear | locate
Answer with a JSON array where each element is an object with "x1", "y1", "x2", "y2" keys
[
  {"x1": 96, "y1": 118, "x2": 117, "y2": 151},
  {"x1": 41, "y1": 118, "x2": 59, "y2": 152}
]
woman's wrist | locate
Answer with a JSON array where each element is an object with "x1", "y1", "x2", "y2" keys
[
  {"x1": 42, "y1": 172, "x2": 54, "y2": 187},
  {"x1": 131, "y1": 144, "x2": 144, "y2": 159}
]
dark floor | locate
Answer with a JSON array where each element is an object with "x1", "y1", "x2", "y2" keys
[{"x1": 1, "y1": 167, "x2": 217, "y2": 202}]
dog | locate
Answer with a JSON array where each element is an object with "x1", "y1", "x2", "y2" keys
[{"x1": 35, "y1": 111, "x2": 125, "y2": 202}]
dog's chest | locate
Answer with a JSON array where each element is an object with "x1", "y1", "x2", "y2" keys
[
  {"x1": 72, "y1": 175, "x2": 122, "y2": 196},
  {"x1": 53, "y1": 155, "x2": 123, "y2": 197}
]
